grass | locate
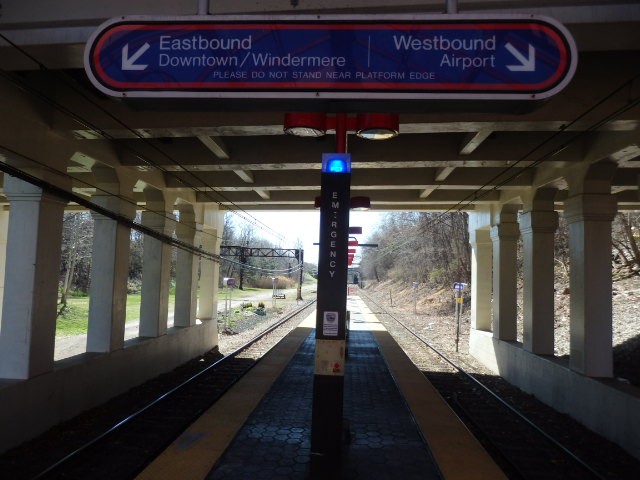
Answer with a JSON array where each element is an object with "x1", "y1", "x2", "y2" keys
[
  {"x1": 55, "y1": 297, "x2": 91, "y2": 336},
  {"x1": 55, "y1": 294, "x2": 175, "y2": 336},
  {"x1": 55, "y1": 276, "x2": 317, "y2": 336}
]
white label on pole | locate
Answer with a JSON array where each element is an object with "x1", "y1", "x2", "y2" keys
[
  {"x1": 314, "y1": 339, "x2": 346, "y2": 376},
  {"x1": 323, "y1": 311, "x2": 339, "y2": 336}
]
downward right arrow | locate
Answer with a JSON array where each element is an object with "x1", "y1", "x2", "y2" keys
[{"x1": 505, "y1": 43, "x2": 536, "y2": 72}]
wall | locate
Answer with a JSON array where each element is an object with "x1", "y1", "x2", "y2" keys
[
  {"x1": 0, "y1": 320, "x2": 218, "y2": 453},
  {"x1": 470, "y1": 329, "x2": 640, "y2": 460}
]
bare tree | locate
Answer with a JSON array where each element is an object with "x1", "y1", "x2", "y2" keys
[
  {"x1": 361, "y1": 212, "x2": 470, "y2": 288},
  {"x1": 59, "y1": 212, "x2": 94, "y2": 314},
  {"x1": 612, "y1": 212, "x2": 640, "y2": 276}
]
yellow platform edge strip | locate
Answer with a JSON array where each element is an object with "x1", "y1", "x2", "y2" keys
[{"x1": 136, "y1": 317, "x2": 315, "y2": 480}]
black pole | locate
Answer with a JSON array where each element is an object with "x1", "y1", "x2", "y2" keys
[
  {"x1": 296, "y1": 249, "x2": 304, "y2": 301},
  {"x1": 311, "y1": 168, "x2": 350, "y2": 472},
  {"x1": 238, "y1": 246, "x2": 247, "y2": 290}
]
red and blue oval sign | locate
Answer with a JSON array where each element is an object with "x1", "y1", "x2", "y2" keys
[{"x1": 84, "y1": 14, "x2": 577, "y2": 101}]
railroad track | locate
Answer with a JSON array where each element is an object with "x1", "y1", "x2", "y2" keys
[
  {"x1": 5, "y1": 300, "x2": 316, "y2": 480},
  {"x1": 358, "y1": 291, "x2": 616, "y2": 480}
]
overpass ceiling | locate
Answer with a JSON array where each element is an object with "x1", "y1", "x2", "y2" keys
[{"x1": 0, "y1": 1, "x2": 639, "y2": 212}]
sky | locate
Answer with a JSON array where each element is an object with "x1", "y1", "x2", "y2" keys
[{"x1": 239, "y1": 210, "x2": 383, "y2": 265}]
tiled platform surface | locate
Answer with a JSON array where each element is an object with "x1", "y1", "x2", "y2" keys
[
  {"x1": 206, "y1": 329, "x2": 442, "y2": 479},
  {"x1": 138, "y1": 298, "x2": 505, "y2": 480}
]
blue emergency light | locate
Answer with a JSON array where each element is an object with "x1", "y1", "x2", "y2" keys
[{"x1": 322, "y1": 153, "x2": 351, "y2": 174}]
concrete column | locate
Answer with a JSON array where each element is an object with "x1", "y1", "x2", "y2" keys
[
  {"x1": 0, "y1": 177, "x2": 66, "y2": 379},
  {"x1": 197, "y1": 205, "x2": 222, "y2": 323},
  {"x1": 0, "y1": 208, "x2": 9, "y2": 326},
  {"x1": 87, "y1": 194, "x2": 135, "y2": 352},
  {"x1": 198, "y1": 224, "x2": 220, "y2": 321},
  {"x1": 490, "y1": 210, "x2": 520, "y2": 341},
  {"x1": 469, "y1": 228, "x2": 492, "y2": 331},
  {"x1": 564, "y1": 193, "x2": 617, "y2": 376},
  {"x1": 174, "y1": 205, "x2": 200, "y2": 328},
  {"x1": 520, "y1": 194, "x2": 558, "y2": 355},
  {"x1": 139, "y1": 194, "x2": 174, "y2": 338}
]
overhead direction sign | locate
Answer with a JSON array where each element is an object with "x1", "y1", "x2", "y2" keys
[{"x1": 84, "y1": 14, "x2": 577, "y2": 101}]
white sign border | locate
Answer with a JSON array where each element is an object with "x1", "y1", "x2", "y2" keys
[{"x1": 84, "y1": 13, "x2": 578, "y2": 102}]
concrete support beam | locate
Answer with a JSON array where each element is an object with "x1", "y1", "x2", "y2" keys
[
  {"x1": 459, "y1": 129, "x2": 492, "y2": 155},
  {"x1": 469, "y1": 228, "x2": 492, "y2": 332},
  {"x1": 0, "y1": 176, "x2": 66, "y2": 379},
  {"x1": 490, "y1": 208, "x2": 520, "y2": 341},
  {"x1": 255, "y1": 188, "x2": 271, "y2": 200},
  {"x1": 174, "y1": 205, "x2": 200, "y2": 328},
  {"x1": 234, "y1": 169, "x2": 254, "y2": 183},
  {"x1": 418, "y1": 186, "x2": 437, "y2": 199},
  {"x1": 520, "y1": 189, "x2": 558, "y2": 355},
  {"x1": 139, "y1": 190, "x2": 175, "y2": 338},
  {"x1": 198, "y1": 135, "x2": 230, "y2": 159},
  {"x1": 434, "y1": 166, "x2": 455, "y2": 181},
  {"x1": 564, "y1": 193, "x2": 617, "y2": 376}
]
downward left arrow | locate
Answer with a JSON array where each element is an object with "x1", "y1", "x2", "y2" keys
[{"x1": 122, "y1": 43, "x2": 150, "y2": 71}]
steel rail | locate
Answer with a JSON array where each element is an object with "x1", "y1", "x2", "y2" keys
[
  {"x1": 32, "y1": 299, "x2": 316, "y2": 479},
  {"x1": 359, "y1": 291, "x2": 607, "y2": 480}
]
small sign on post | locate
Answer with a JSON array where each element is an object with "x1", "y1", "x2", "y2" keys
[
  {"x1": 453, "y1": 282, "x2": 467, "y2": 292},
  {"x1": 453, "y1": 282, "x2": 467, "y2": 352},
  {"x1": 222, "y1": 277, "x2": 236, "y2": 333}
]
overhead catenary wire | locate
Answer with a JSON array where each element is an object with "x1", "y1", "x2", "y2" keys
[
  {"x1": 1, "y1": 32, "x2": 639, "y2": 270},
  {"x1": 0, "y1": 31, "x2": 287, "y2": 245},
  {"x1": 367, "y1": 72, "x2": 640, "y2": 262},
  {"x1": 361, "y1": 290, "x2": 608, "y2": 480},
  {"x1": 0, "y1": 70, "x2": 227, "y2": 248},
  {"x1": 0, "y1": 158, "x2": 303, "y2": 276},
  {"x1": 0, "y1": 34, "x2": 300, "y2": 273}
]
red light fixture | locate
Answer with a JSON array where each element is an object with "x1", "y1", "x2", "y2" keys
[
  {"x1": 284, "y1": 112, "x2": 327, "y2": 137},
  {"x1": 284, "y1": 113, "x2": 399, "y2": 140},
  {"x1": 356, "y1": 113, "x2": 399, "y2": 140}
]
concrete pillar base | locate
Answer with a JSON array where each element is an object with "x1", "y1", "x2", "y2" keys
[
  {"x1": 490, "y1": 213, "x2": 519, "y2": 342},
  {"x1": 0, "y1": 177, "x2": 66, "y2": 379},
  {"x1": 564, "y1": 193, "x2": 617, "y2": 377},
  {"x1": 520, "y1": 209, "x2": 558, "y2": 355}
]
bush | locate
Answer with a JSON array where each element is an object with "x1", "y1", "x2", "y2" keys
[
  {"x1": 127, "y1": 280, "x2": 142, "y2": 294},
  {"x1": 252, "y1": 275, "x2": 296, "y2": 289}
]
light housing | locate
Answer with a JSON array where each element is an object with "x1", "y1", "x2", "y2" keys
[
  {"x1": 356, "y1": 113, "x2": 399, "y2": 140},
  {"x1": 284, "y1": 112, "x2": 327, "y2": 137},
  {"x1": 322, "y1": 153, "x2": 352, "y2": 174},
  {"x1": 350, "y1": 196, "x2": 371, "y2": 211}
]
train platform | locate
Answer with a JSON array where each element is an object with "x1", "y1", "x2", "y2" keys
[{"x1": 137, "y1": 297, "x2": 505, "y2": 480}]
